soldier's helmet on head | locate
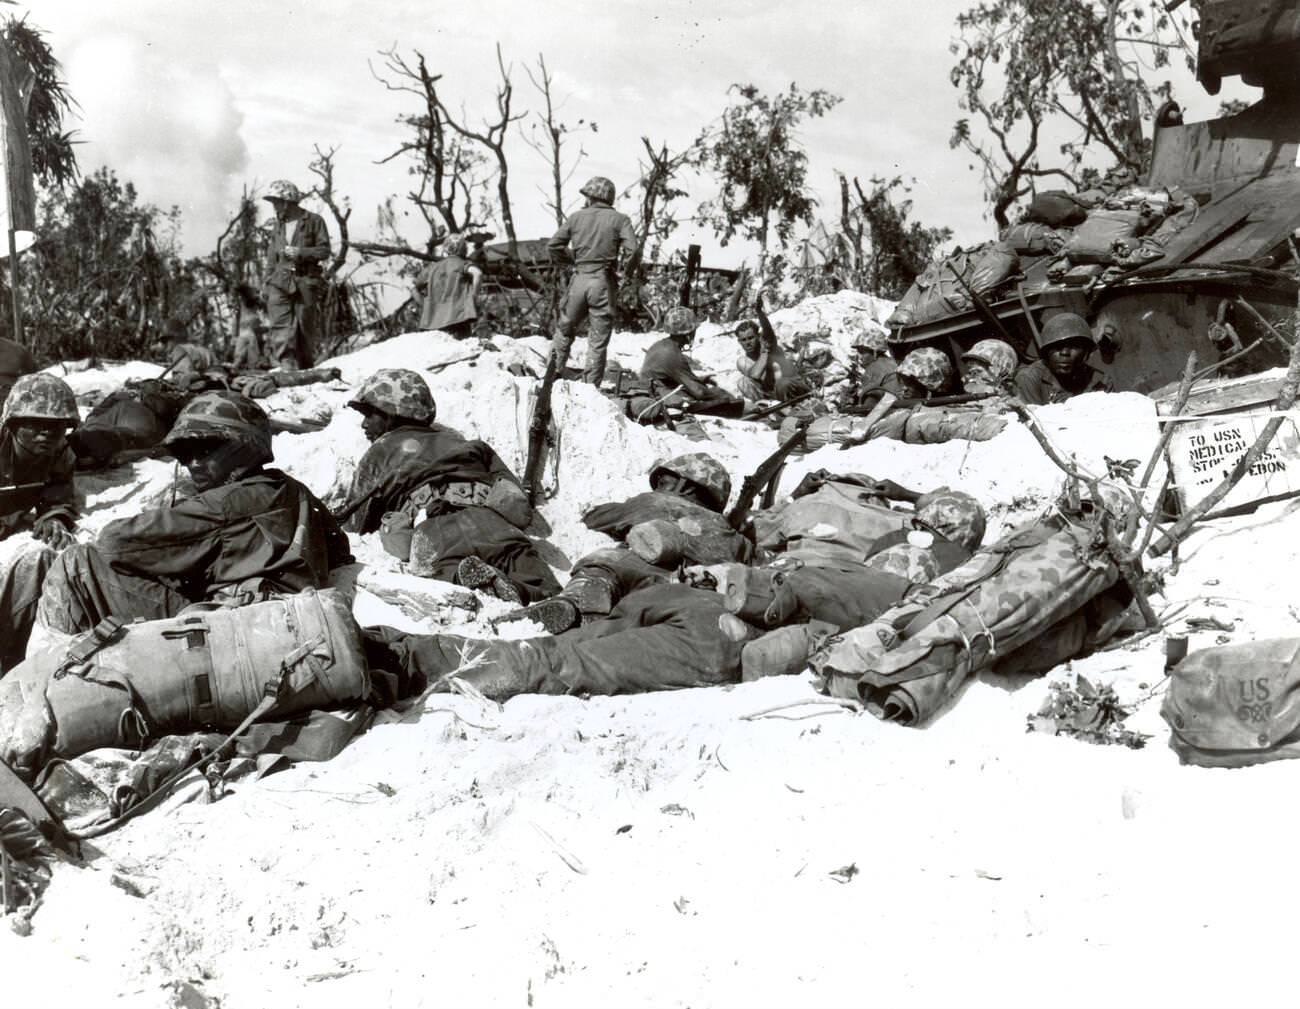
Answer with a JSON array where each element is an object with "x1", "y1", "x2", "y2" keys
[
  {"x1": 1037, "y1": 313, "x2": 1096, "y2": 352},
  {"x1": 348, "y1": 369, "x2": 437, "y2": 424},
  {"x1": 164, "y1": 391, "x2": 274, "y2": 466},
  {"x1": 263, "y1": 179, "x2": 304, "y2": 204},
  {"x1": 961, "y1": 339, "x2": 1019, "y2": 387},
  {"x1": 914, "y1": 488, "x2": 986, "y2": 552},
  {"x1": 664, "y1": 306, "x2": 698, "y2": 337},
  {"x1": 649, "y1": 452, "x2": 732, "y2": 513},
  {"x1": 897, "y1": 347, "x2": 954, "y2": 393},
  {"x1": 579, "y1": 176, "x2": 616, "y2": 205},
  {"x1": 848, "y1": 318, "x2": 890, "y2": 356},
  {"x1": 2, "y1": 374, "x2": 79, "y2": 430}
]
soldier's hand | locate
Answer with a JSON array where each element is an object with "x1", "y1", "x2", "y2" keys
[
  {"x1": 33, "y1": 516, "x2": 75, "y2": 550},
  {"x1": 284, "y1": 245, "x2": 300, "y2": 258}
]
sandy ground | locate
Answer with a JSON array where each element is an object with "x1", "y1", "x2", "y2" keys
[{"x1": 8, "y1": 293, "x2": 1300, "y2": 1009}]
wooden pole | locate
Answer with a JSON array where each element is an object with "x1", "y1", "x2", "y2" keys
[{"x1": 0, "y1": 42, "x2": 22, "y2": 346}]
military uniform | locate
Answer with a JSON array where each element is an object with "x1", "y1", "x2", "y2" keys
[
  {"x1": 346, "y1": 369, "x2": 557, "y2": 604},
  {"x1": 415, "y1": 238, "x2": 479, "y2": 338},
  {"x1": 548, "y1": 177, "x2": 637, "y2": 384},
  {"x1": 1012, "y1": 359, "x2": 1114, "y2": 405},
  {"x1": 262, "y1": 180, "x2": 331, "y2": 370},
  {"x1": 0, "y1": 375, "x2": 81, "y2": 668},
  {"x1": 38, "y1": 393, "x2": 351, "y2": 635},
  {"x1": 386, "y1": 584, "x2": 749, "y2": 701}
]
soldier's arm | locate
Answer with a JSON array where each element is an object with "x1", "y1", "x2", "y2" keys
[
  {"x1": 297, "y1": 214, "x2": 332, "y2": 261},
  {"x1": 32, "y1": 450, "x2": 78, "y2": 528},
  {"x1": 547, "y1": 218, "x2": 573, "y2": 262},
  {"x1": 96, "y1": 495, "x2": 225, "y2": 577}
]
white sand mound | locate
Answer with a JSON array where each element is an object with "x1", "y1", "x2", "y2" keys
[{"x1": 13, "y1": 298, "x2": 1300, "y2": 1009}]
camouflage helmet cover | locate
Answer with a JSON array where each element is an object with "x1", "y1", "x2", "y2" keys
[
  {"x1": 163, "y1": 391, "x2": 273, "y2": 465},
  {"x1": 349, "y1": 368, "x2": 437, "y2": 424},
  {"x1": 897, "y1": 347, "x2": 954, "y2": 393},
  {"x1": 1038, "y1": 312, "x2": 1096, "y2": 352},
  {"x1": 649, "y1": 452, "x2": 732, "y2": 512},
  {"x1": 914, "y1": 487, "x2": 986, "y2": 551},
  {"x1": 961, "y1": 339, "x2": 1019, "y2": 383},
  {"x1": 865, "y1": 542, "x2": 940, "y2": 584},
  {"x1": 1, "y1": 373, "x2": 80, "y2": 428},
  {"x1": 664, "y1": 306, "x2": 698, "y2": 337},
  {"x1": 579, "y1": 176, "x2": 616, "y2": 204},
  {"x1": 848, "y1": 317, "x2": 890, "y2": 354},
  {"x1": 264, "y1": 179, "x2": 304, "y2": 204}
]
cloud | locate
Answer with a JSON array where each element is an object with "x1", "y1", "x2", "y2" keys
[{"x1": 59, "y1": 33, "x2": 249, "y2": 251}]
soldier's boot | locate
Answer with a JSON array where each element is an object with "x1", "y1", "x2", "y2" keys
[
  {"x1": 563, "y1": 574, "x2": 615, "y2": 624},
  {"x1": 456, "y1": 557, "x2": 523, "y2": 605},
  {"x1": 491, "y1": 597, "x2": 580, "y2": 636},
  {"x1": 443, "y1": 656, "x2": 533, "y2": 703}
]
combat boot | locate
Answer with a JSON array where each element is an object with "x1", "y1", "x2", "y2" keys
[
  {"x1": 456, "y1": 556, "x2": 523, "y2": 605},
  {"x1": 492, "y1": 597, "x2": 580, "y2": 635}
]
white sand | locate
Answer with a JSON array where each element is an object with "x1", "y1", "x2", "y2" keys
[{"x1": 8, "y1": 293, "x2": 1298, "y2": 1008}]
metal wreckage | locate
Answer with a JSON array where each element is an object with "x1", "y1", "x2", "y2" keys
[{"x1": 5, "y1": 0, "x2": 1300, "y2": 925}]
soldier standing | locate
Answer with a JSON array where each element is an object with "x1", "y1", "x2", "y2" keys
[
  {"x1": 262, "y1": 180, "x2": 331, "y2": 370},
  {"x1": 547, "y1": 176, "x2": 637, "y2": 384}
]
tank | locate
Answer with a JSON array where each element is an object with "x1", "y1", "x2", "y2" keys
[{"x1": 889, "y1": 0, "x2": 1300, "y2": 394}]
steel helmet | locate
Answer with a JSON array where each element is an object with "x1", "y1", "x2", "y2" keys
[
  {"x1": 897, "y1": 347, "x2": 954, "y2": 393},
  {"x1": 649, "y1": 452, "x2": 732, "y2": 513},
  {"x1": 914, "y1": 488, "x2": 986, "y2": 551},
  {"x1": 849, "y1": 319, "x2": 890, "y2": 354},
  {"x1": 961, "y1": 339, "x2": 1019, "y2": 383},
  {"x1": 263, "y1": 179, "x2": 304, "y2": 204},
  {"x1": 1, "y1": 373, "x2": 79, "y2": 428},
  {"x1": 348, "y1": 368, "x2": 437, "y2": 424},
  {"x1": 579, "y1": 176, "x2": 616, "y2": 204},
  {"x1": 865, "y1": 542, "x2": 940, "y2": 584},
  {"x1": 163, "y1": 391, "x2": 273, "y2": 466},
  {"x1": 1038, "y1": 313, "x2": 1096, "y2": 352},
  {"x1": 664, "y1": 306, "x2": 698, "y2": 337}
]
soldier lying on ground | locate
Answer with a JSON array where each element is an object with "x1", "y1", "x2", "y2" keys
[
  {"x1": 343, "y1": 368, "x2": 558, "y2": 605},
  {"x1": 1013, "y1": 313, "x2": 1114, "y2": 405},
  {"x1": 959, "y1": 338, "x2": 1020, "y2": 397},
  {"x1": 500, "y1": 452, "x2": 750, "y2": 633},
  {"x1": 35, "y1": 391, "x2": 351, "y2": 637},
  {"x1": 0, "y1": 375, "x2": 81, "y2": 668}
]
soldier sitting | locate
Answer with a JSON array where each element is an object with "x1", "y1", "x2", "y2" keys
[
  {"x1": 343, "y1": 368, "x2": 559, "y2": 606},
  {"x1": 1013, "y1": 313, "x2": 1114, "y2": 405},
  {"x1": 0, "y1": 374, "x2": 81, "y2": 668},
  {"x1": 36, "y1": 391, "x2": 351, "y2": 636},
  {"x1": 733, "y1": 293, "x2": 811, "y2": 403}
]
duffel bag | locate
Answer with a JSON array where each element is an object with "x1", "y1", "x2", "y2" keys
[
  {"x1": 1064, "y1": 209, "x2": 1144, "y2": 264},
  {"x1": 0, "y1": 588, "x2": 367, "y2": 780},
  {"x1": 1161, "y1": 638, "x2": 1300, "y2": 768},
  {"x1": 811, "y1": 519, "x2": 1120, "y2": 725}
]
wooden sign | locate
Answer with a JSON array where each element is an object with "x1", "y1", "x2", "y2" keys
[{"x1": 1166, "y1": 408, "x2": 1300, "y2": 515}]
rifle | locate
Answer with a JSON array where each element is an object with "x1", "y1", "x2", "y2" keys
[
  {"x1": 0, "y1": 481, "x2": 44, "y2": 516},
  {"x1": 841, "y1": 391, "x2": 993, "y2": 415},
  {"x1": 522, "y1": 351, "x2": 561, "y2": 504},
  {"x1": 331, "y1": 485, "x2": 378, "y2": 526},
  {"x1": 741, "y1": 389, "x2": 818, "y2": 421},
  {"x1": 838, "y1": 392, "x2": 898, "y2": 451},
  {"x1": 945, "y1": 261, "x2": 1018, "y2": 345},
  {"x1": 726, "y1": 414, "x2": 813, "y2": 531},
  {"x1": 678, "y1": 396, "x2": 747, "y2": 419}
]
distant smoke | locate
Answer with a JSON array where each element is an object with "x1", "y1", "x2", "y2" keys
[{"x1": 60, "y1": 33, "x2": 249, "y2": 255}]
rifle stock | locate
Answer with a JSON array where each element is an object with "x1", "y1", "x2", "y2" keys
[
  {"x1": 522, "y1": 353, "x2": 561, "y2": 504},
  {"x1": 726, "y1": 415, "x2": 813, "y2": 531},
  {"x1": 841, "y1": 391, "x2": 992, "y2": 415}
]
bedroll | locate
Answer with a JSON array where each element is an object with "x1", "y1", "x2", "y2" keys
[
  {"x1": 1161, "y1": 638, "x2": 1300, "y2": 769},
  {"x1": 0, "y1": 589, "x2": 367, "y2": 780},
  {"x1": 810, "y1": 519, "x2": 1120, "y2": 725}
]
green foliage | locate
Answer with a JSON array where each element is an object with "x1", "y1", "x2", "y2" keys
[
  {"x1": 697, "y1": 83, "x2": 842, "y2": 264},
  {"x1": 949, "y1": 0, "x2": 1188, "y2": 229},
  {"x1": 856, "y1": 176, "x2": 953, "y2": 299},
  {"x1": 11, "y1": 167, "x2": 197, "y2": 360},
  {"x1": 3, "y1": 14, "x2": 78, "y2": 188}
]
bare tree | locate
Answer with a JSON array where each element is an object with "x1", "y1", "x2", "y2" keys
[
  {"x1": 437, "y1": 44, "x2": 526, "y2": 258},
  {"x1": 521, "y1": 53, "x2": 594, "y2": 227}
]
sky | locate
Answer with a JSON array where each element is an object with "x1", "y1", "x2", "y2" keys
[{"x1": 24, "y1": 0, "x2": 1246, "y2": 274}]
